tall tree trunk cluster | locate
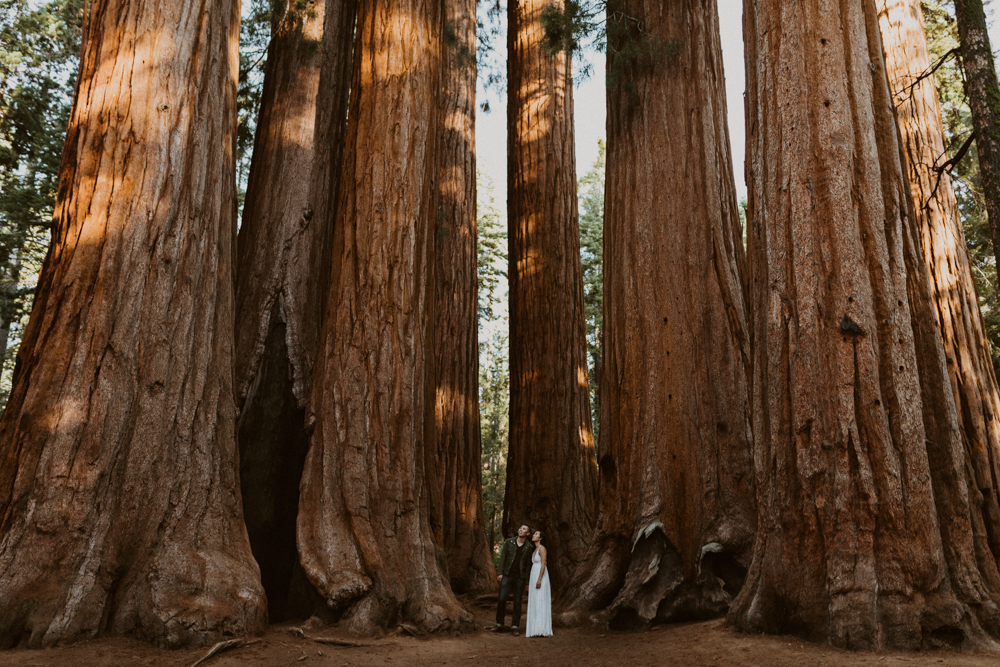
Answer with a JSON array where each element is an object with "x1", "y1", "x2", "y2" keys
[
  {"x1": 0, "y1": 0, "x2": 492, "y2": 648},
  {"x1": 730, "y1": 0, "x2": 1000, "y2": 650},
  {"x1": 234, "y1": 0, "x2": 356, "y2": 623},
  {"x1": 294, "y1": 0, "x2": 474, "y2": 631},
  {"x1": 5, "y1": 0, "x2": 1000, "y2": 653}
]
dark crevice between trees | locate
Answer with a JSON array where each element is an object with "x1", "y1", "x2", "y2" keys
[
  {"x1": 598, "y1": 453, "x2": 616, "y2": 483},
  {"x1": 237, "y1": 311, "x2": 319, "y2": 624},
  {"x1": 701, "y1": 549, "x2": 748, "y2": 600}
]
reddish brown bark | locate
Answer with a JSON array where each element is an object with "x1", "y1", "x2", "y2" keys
[
  {"x1": 730, "y1": 0, "x2": 1000, "y2": 649},
  {"x1": 555, "y1": 0, "x2": 754, "y2": 630},
  {"x1": 428, "y1": 0, "x2": 497, "y2": 595},
  {"x1": 505, "y1": 0, "x2": 598, "y2": 587},
  {"x1": 0, "y1": 0, "x2": 266, "y2": 648},
  {"x1": 878, "y1": 0, "x2": 1000, "y2": 591},
  {"x1": 234, "y1": 0, "x2": 356, "y2": 622},
  {"x1": 295, "y1": 0, "x2": 473, "y2": 634}
]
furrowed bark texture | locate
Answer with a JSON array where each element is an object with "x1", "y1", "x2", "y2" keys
[
  {"x1": 296, "y1": 0, "x2": 473, "y2": 634},
  {"x1": 879, "y1": 0, "x2": 1000, "y2": 593},
  {"x1": 556, "y1": 0, "x2": 754, "y2": 630},
  {"x1": 428, "y1": 0, "x2": 497, "y2": 595},
  {"x1": 234, "y1": 0, "x2": 356, "y2": 622},
  {"x1": 0, "y1": 0, "x2": 267, "y2": 649},
  {"x1": 505, "y1": 0, "x2": 598, "y2": 587},
  {"x1": 953, "y1": 0, "x2": 1000, "y2": 275},
  {"x1": 730, "y1": 0, "x2": 1000, "y2": 650}
]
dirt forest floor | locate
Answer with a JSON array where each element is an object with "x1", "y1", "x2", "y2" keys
[{"x1": 1, "y1": 596, "x2": 998, "y2": 667}]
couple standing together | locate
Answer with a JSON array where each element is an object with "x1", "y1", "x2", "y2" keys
[{"x1": 492, "y1": 524, "x2": 552, "y2": 637}]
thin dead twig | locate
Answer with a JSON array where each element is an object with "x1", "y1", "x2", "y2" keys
[
  {"x1": 893, "y1": 47, "x2": 960, "y2": 107},
  {"x1": 928, "y1": 132, "x2": 976, "y2": 204}
]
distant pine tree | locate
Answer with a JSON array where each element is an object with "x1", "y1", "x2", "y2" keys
[
  {"x1": 578, "y1": 141, "x2": 604, "y2": 444},
  {"x1": 0, "y1": 0, "x2": 83, "y2": 406}
]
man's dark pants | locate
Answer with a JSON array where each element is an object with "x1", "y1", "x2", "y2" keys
[{"x1": 495, "y1": 575, "x2": 524, "y2": 628}]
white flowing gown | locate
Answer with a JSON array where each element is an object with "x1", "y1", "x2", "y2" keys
[{"x1": 525, "y1": 549, "x2": 553, "y2": 637}]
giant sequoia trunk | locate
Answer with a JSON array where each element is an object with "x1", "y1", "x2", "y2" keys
[
  {"x1": 234, "y1": 0, "x2": 356, "y2": 622},
  {"x1": 953, "y1": 0, "x2": 1000, "y2": 277},
  {"x1": 0, "y1": 0, "x2": 267, "y2": 649},
  {"x1": 505, "y1": 0, "x2": 598, "y2": 586},
  {"x1": 878, "y1": 0, "x2": 1000, "y2": 590},
  {"x1": 730, "y1": 0, "x2": 1000, "y2": 649},
  {"x1": 428, "y1": 0, "x2": 497, "y2": 595},
  {"x1": 295, "y1": 0, "x2": 473, "y2": 634},
  {"x1": 556, "y1": 0, "x2": 754, "y2": 630}
]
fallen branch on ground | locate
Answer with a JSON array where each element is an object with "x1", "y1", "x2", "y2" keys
[
  {"x1": 312, "y1": 636, "x2": 370, "y2": 647},
  {"x1": 397, "y1": 623, "x2": 426, "y2": 637},
  {"x1": 189, "y1": 638, "x2": 261, "y2": 667},
  {"x1": 288, "y1": 626, "x2": 382, "y2": 648}
]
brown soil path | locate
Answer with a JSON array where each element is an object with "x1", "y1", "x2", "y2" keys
[{"x1": 0, "y1": 597, "x2": 995, "y2": 666}]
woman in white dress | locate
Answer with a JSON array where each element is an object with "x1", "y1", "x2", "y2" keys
[{"x1": 525, "y1": 530, "x2": 553, "y2": 637}]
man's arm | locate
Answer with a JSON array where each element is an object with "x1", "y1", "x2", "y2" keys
[{"x1": 497, "y1": 539, "x2": 510, "y2": 581}]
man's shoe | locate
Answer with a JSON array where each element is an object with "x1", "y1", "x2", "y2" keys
[
  {"x1": 489, "y1": 624, "x2": 504, "y2": 632},
  {"x1": 511, "y1": 626, "x2": 519, "y2": 637}
]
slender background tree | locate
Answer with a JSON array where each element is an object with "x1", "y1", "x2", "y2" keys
[
  {"x1": 578, "y1": 142, "x2": 604, "y2": 442},
  {"x1": 920, "y1": 1, "x2": 1000, "y2": 376},
  {"x1": 953, "y1": 0, "x2": 1000, "y2": 280},
  {"x1": 477, "y1": 174, "x2": 510, "y2": 561}
]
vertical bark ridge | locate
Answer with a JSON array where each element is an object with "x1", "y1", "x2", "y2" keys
[
  {"x1": 505, "y1": 0, "x2": 598, "y2": 588},
  {"x1": 731, "y1": 0, "x2": 1000, "y2": 649},
  {"x1": 0, "y1": 0, "x2": 266, "y2": 648},
  {"x1": 295, "y1": 0, "x2": 473, "y2": 634},
  {"x1": 556, "y1": 0, "x2": 754, "y2": 630},
  {"x1": 234, "y1": 0, "x2": 356, "y2": 622},
  {"x1": 428, "y1": 0, "x2": 497, "y2": 595},
  {"x1": 878, "y1": 0, "x2": 1000, "y2": 593}
]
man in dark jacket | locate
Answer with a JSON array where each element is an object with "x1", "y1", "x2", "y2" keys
[{"x1": 492, "y1": 524, "x2": 532, "y2": 636}]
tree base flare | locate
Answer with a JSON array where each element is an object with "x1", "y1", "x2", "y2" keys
[
  {"x1": 557, "y1": 529, "x2": 748, "y2": 632},
  {"x1": 0, "y1": 541, "x2": 267, "y2": 650},
  {"x1": 330, "y1": 587, "x2": 475, "y2": 637},
  {"x1": 607, "y1": 529, "x2": 743, "y2": 632},
  {"x1": 729, "y1": 579, "x2": 998, "y2": 651}
]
